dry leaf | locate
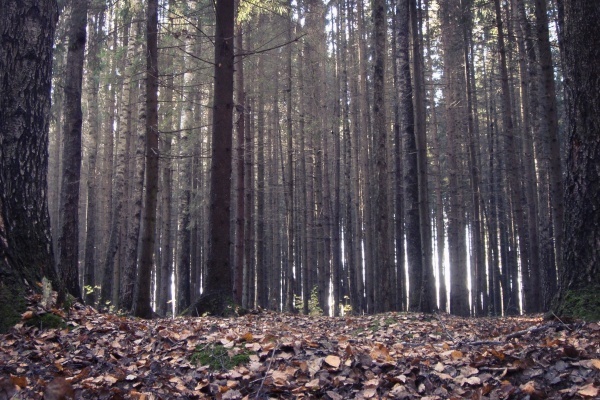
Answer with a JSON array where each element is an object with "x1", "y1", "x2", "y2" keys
[
  {"x1": 324, "y1": 354, "x2": 341, "y2": 369},
  {"x1": 43, "y1": 377, "x2": 74, "y2": 400},
  {"x1": 577, "y1": 383, "x2": 598, "y2": 397}
]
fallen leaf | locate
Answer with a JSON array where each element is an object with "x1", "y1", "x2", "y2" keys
[
  {"x1": 43, "y1": 377, "x2": 74, "y2": 400},
  {"x1": 577, "y1": 383, "x2": 598, "y2": 397},
  {"x1": 324, "y1": 354, "x2": 341, "y2": 369}
]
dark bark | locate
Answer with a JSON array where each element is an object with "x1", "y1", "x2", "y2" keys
[
  {"x1": 372, "y1": 0, "x2": 391, "y2": 313},
  {"x1": 189, "y1": 0, "x2": 235, "y2": 316},
  {"x1": 133, "y1": 0, "x2": 158, "y2": 319},
  {"x1": 534, "y1": 0, "x2": 564, "y2": 282},
  {"x1": 233, "y1": 20, "x2": 245, "y2": 307},
  {"x1": 0, "y1": 0, "x2": 60, "y2": 332},
  {"x1": 57, "y1": 0, "x2": 88, "y2": 300},
  {"x1": 554, "y1": 0, "x2": 600, "y2": 320},
  {"x1": 440, "y1": 0, "x2": 469, "y2": 316},
  {"x1": 398, "y1": 0, "x2": 421, "y2": 312},
  {"x1": 410, "y1": 0, "x2": 434, "y2": 313}
]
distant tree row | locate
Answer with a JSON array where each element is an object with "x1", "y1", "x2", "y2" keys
[
  {"x1": 43, "y1": 0, "x2": 573, "y2": 316},
  {"x1": 1, "y1": 0, "x2": 598, "y2": 327}
]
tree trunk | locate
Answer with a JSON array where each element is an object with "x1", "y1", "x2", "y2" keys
[
  {"x1": 410, "y1": 0, "x2": 434, "y2": 313},
  {"x1": 440, "y1": 0, "x2": 469, "y2": 316},
  {"x1": 534, "y1": 0, "x2": 564, "y2": 281},
  {"x1": 372, "y1": 0, "x2": 392, "y2": 313},
  {"x1": 398, "y1": 0, "x2": 422, "y2": 312},
  {"x1": 554, "y1": 0, "x2": 600, "y2": 320},
  {"x1": 176, "y1": 48, "x2": 194, "y2": 315},
  {"x1": 133, "y1": 0, "x2": 158, "y2": 319},
  {"x1": 189, "y1": 0, "x2": 235, "y2": 316},
  {"x1": 83, "y1": 3, "x2": 106, "y2": 306},
  {"x1": 57, "y1": 0, "x2": 88, "y2": 300},
  {"x1": 233, "y1": 19, "x2": 245, "y2": 307},
  {"x1": 0, "y1": 0, "x2": 60, "y2": 332},
  {"x1": 102, "y1": 16, "x2": 133, "y2": 307}
]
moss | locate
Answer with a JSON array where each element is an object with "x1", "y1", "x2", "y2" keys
[
  {"x1": 0, "y1": 285, "x2": 26, "y2": 334},
  {"x1": 559, "y1": 286, "x2": 600, "y2": 321},
  {"x1": 24, "y1": 312, "x2": 67, "y2": 330},
  {"x1": 190, "y1": 343, "x2": 251, "y2": 370}
]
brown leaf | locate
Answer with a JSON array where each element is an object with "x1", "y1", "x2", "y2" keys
[
  {"x1": 520, "y1": 381, "x2": 537, "y2": 395},
  {"x1": 577, "y1": 383, "x2": 598, "y2": 397},
  {"x1": 324, "y1": 354, "x2": 341, "y2": 369},
  {"x1": 0, "y1": 376, "x2": 18, "y2": 399},
  {"x1": 10, "y1": 375, "x2": 27, "y2": 389},
  {"x1": 21, "y1": 311, "x2": 34, "y2": 320},
  {"x1": 43, "y1": 377, "x2": 74, "y2": 400}
]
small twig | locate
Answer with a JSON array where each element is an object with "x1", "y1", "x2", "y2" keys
[
  {"x1": 505, "y1": 322, "x2": 554, "y2": 340},
  {"x1": 551, "y1": 312, "x2": 572, "y2": 331},
  {"x1": 479, "y1": 366, "x2": 521, "y2": 374},
  {"x1": 465, "y1": 340, "x2": 504, "y2": 346},
  {"x1": 254, "y1": 344, "x2": 279, "y2": 400}
]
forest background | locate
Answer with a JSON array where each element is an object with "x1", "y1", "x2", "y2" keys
[{"x1": 0, "y1": 0, "x2": 599, "y2": 329}]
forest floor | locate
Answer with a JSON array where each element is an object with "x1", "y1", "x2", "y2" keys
[{"x1": 0, "y1": 296, "x2": 599, "y2": 399}]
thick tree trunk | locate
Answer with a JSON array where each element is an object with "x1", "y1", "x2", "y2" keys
[
  {"x1": 189, "y1": 0, "x2": 235, "y2": 316},
  {"x1": 0, "y1": 0, "x2": 60, "y2": 332},
  {"x1": 440, "y1": 0, "x2": 469, "y2": 316},
  {"x1": 554, "y1": 0, "x2": 600, "y2": 320}
]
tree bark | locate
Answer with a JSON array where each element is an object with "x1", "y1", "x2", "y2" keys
[
  {"x1": 554, "y1": 0, "x2": 600, "y2": 320},
  {"x1": 534, "y1": 0, "x2": 564, "y2": 282},
  {"x1": 0, "y1": 0, "x2": 60, "y2": 332},
  {"x1": 83, "y1": 3, "x2": 106, "y2": 306},
  {"x1": 440, "y1": 0, "x2": 469, "y2": 316},
  {"x1": 133, "y1": 0, "x2": 159, "y2": 319},
  {"x1": 398, "y1": 0, "x2": 422, "y2": 312},
  {"x1": 57, "y1": 0, "x2": 88, "y2": 300},
  {"x1": 189, "y1": 0, "x2": 235, "y2": 316}
]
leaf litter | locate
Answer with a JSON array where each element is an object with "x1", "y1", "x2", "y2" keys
[{"x1": 1, "y1": 299, "x2": 599, "y2": 399}]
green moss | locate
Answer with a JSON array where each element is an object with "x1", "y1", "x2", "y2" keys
[
  {"x1": 24, "y1": 313, "x2": 67, "y2": 330},
  {"x1": 0, "y1": 285, "x2": 26, "y2": 334},
  {"x1": 560, "y1": 286, "x2": 600, "y2": 321},
  {"x1": 190, "y1": 343, "x2": 251, "y2": 370}
]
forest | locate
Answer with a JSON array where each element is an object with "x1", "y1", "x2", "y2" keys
[
  {"x1": 1, "y1": 0, "x2": 600, "y2": 397},
  {"x1": 1, "y1": 0, "x2": 600, "y2": 323}
]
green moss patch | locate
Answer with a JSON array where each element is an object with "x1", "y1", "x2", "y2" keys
[
  {"x1": 0, "y1": 285, "x2": 26, "y2": 333},
  {"x1": 190, "y1": 343, "x2": 251, "y2": 370},
  {"x1": 24, "y1": 312, "x2": 67, "y2": 330},
  {"x1": 561, "y1": 286, "x2": 600, "y2": 321}
]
